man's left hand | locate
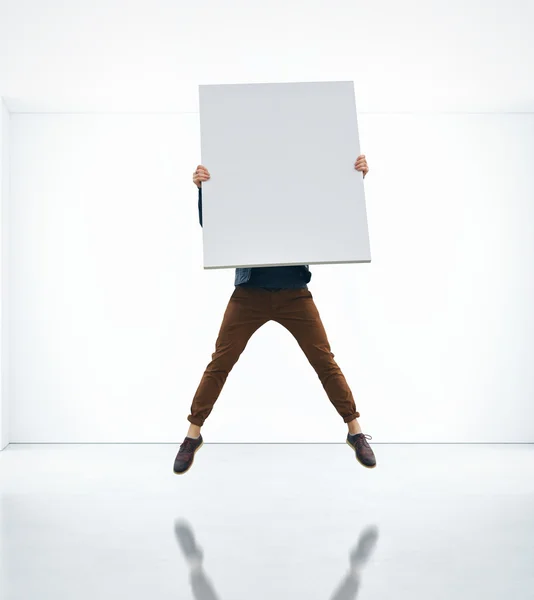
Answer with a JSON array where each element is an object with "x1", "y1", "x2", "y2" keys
[{"x1": 355, "y1": 155, "x2": 369, "y2": 179}]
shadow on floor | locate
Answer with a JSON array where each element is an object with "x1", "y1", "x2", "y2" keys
[{"x1": 173, "y1": 519, "x2": 379, "y2": 600}]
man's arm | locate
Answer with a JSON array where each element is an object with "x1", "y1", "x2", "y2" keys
[
  {"x1": 198, "y1": 186, "x2": 203, "y2": 228},
  {"x1": 193, "y1": 165, "x2": 210, "y2": 228}
]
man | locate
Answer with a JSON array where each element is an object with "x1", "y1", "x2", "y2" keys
[{"x1": 174, "y1": 155, "x2": 376, "y2": 474}]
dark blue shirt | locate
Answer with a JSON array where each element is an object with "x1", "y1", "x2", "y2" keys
[{"x1": 198, "y1": 187, "x2": 310, "y2": 289}]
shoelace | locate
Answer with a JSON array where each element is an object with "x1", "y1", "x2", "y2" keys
[
  {"x1": 179, "y1": 438, "x2": 197, "y2": 456},
  {"x1": 354, "y1": 434, "x2": 372, "y2": 447}
]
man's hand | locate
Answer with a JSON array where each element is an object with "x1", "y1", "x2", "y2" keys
[
  {"x1": 354, "y1": 155, "x2": 369, "y2": 179},
  {"x1": 193, "y1": 165, "x2": 210, "y2": 188}
]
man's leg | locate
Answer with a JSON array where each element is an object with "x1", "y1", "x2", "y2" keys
[
  {"x1": 188, "y1": 287, "x2": 271, "y2": 428},
  {"x1": 174, "y1": 288, "x2": 271, "y2": 474},
  {"x1": 272, "y1": 289, "x2": 361, "y2": 429},
  {"x1": 272, "y1": 289, "x2": 376, "y2": 468}
]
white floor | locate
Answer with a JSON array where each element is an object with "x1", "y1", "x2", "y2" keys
[{"x1": 0, "y1": 443, "x2": 533, "y2": 600}]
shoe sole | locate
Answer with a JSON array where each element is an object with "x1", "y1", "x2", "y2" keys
[
  {"x1": 346, "y1": 440, "x2": 376, "y2": 469},
  {"x1": 173, "y1": 441, "x2": 204, "y2": 475}
]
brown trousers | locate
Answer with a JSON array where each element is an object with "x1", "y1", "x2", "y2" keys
[{"x1": 188, "y1": 287, "x2": 360, "y2": 427}]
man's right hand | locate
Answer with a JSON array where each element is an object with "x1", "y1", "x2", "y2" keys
[{"x1": 193, "y1": 165, "x2": 210, "y2": 188}]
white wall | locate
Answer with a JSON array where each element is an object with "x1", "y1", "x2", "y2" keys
[
  {"x1": 8, "y1": 111, "x2": 534, "y2": 443},
  {"x1": 0, "y1": 99, "x2": 10, "y2": 450},
  {"x1": 1, "y1": 0, "x2": 533, "y2": 114}
]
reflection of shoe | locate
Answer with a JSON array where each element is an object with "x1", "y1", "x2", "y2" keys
[
  {"x1": 346, "y1": 433, "x2": 376, "y2": 468},
  {"x1": 174, "y1": 521, "x2": 204, "y2": 570},
  {"x1": 349, "y1": 525, "x2": 379, "y2": 572},
  {"x1": 173, "y1": 435, "x2": 203, "y2": 474}
]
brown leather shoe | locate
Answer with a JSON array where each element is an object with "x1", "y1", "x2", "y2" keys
[
  {"x1": 174, "y1": 435, "x2": 203, "y2": 475},
  {"x1": 347, "y1": 433, "x2": 376, "y2": 469}
]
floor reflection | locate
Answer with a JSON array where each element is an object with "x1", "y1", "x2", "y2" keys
[{"x1": 174, "y1": 519, "x2": 379, "y2": 600}]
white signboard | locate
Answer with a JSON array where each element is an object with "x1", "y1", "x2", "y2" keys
[{"x1": 199, "y1": 81, "x2": 371, "y2": 269}]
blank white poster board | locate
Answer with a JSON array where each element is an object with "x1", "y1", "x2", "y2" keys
[{"x1": 199, "y1": 81, "x2": 371, "y2": 269}]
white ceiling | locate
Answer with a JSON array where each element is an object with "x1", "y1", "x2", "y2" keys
[{"x1": 1, "y1": 0, "x2": 533, "y2": 113}]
